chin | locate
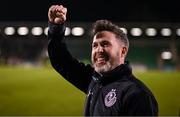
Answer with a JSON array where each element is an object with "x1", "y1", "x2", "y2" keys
[{"x1": 94, "y1": 63, "x2": 112, "y2": 73}]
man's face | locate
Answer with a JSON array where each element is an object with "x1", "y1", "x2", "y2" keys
[{"x1": 91, "y1": 31, "x2": 125, "y2": 73}]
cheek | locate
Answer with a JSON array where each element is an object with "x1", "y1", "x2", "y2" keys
[
  {"x1": 91, "y1": 50, "x2": 95, "y2": 56},
  {"x1": 110, "y1": 47, "x2": 121, "y2": 58},
  {"x1": 91, "y1": 50, "x2": 95, "y2": 60}
]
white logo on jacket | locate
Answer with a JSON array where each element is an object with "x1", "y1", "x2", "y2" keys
[{"x1": 104, "y1": 89, "x2": 117, "y2": 107}]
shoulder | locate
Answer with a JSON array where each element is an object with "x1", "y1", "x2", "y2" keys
[
  {"x1": 118, "y1": 75, "x2": 157, "y2": 106},
  {"x1": 102, "y1": 74, "x2": 156, "y2": 100},
  {"x1": 120, "y1": 75, "x2": 154, "y2": 98},
  {"x1": 111, "y1": 74, "x2": 156, "y2": 101}
]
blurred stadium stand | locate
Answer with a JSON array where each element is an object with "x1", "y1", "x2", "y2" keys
[{"x1": 0, "y1": 21, "x2": 180, "y2": 71}]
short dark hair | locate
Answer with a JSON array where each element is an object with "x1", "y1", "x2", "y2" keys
[{"x1": 92, "y1": 20, "x2": 129, "y2": 49}]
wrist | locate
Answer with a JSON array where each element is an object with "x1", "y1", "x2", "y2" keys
[{"x1": 48, "y1": 22, "x2": 66, "y2": 35}]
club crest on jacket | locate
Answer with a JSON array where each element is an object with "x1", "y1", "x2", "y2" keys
[{"x1": 104, "y1": 89, "x2": 117, "y2": 107}]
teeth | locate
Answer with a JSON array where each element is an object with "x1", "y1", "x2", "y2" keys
[
  {"x1": 97, "y1": 58, "x2": 105, "y2": 62},
  {"x1": 98, "y1": 58, "x2": 104, "y2": 61}
]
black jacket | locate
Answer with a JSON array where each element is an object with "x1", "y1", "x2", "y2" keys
[{"x1": 48, "y1": 23, "x2": 158, "y2": 116}]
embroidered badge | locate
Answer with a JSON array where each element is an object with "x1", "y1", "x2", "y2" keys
[{"x1": 104, "y1": 89, "x2": 117, "y2": 107}]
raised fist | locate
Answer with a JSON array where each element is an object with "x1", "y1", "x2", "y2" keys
[{"x1": 48, "y1": 5, "x2": 67, "y2": 24}]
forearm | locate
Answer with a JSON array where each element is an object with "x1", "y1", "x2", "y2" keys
[{"x1": 48, "y1": 22, "x2": 71, "y2": 74}]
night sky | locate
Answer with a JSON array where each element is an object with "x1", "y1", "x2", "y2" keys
[{"x1": 0, "y1": 0, "x2": 179, "y2": 22}]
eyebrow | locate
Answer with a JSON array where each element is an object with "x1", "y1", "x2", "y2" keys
[{"x1": 92, "y1": 40, "x2": 111, "y2": 46}]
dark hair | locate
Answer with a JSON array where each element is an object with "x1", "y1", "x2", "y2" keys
[{"x1": 92, "y1": 20, "x2": 129, "y2": 49}]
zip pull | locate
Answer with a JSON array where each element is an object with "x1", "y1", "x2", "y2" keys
[{"x1": 92, "y1": 76, "x2": 99, "y2": 82}]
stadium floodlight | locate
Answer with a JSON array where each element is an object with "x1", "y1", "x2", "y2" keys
[
  {"x1": 161, "y1": 28, "x2": 172, "y2": 36},
  {"x1": 4, "y1": 27, "x2": 15, "y2": 36},
  {"x1": 17, "y1": 27, "x2": 29, "y2": 36},
  {"x1": 72, "y1": 27, "x2": 84, "y2": 36},
  {"x1": 145, "y1": 28, "x2": 157, "y2": 36},
  {"x1": 65, "y1": 27, "x2": 71, "y2": 36},
  {"x1": 161, "y1": 51, "x2": 172, "y2": 60},
  {"x1": 130, "y1": 28, "x2": 142, "y2": 36},
  {"x1": 176, "y1": 28, "x2": 180, "y2": 36},
  {"x1": 44, "y1": 27, "x2": 48, "y2": 36},
  {"x1": 31, "y1": 27, "x2": 43, "y2": 36},
  {"x1": 120, "y1": 28, "x2": 127, "y2": 34}
]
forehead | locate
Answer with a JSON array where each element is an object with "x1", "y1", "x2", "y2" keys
[{"x1": 93, "y1": 31, "x2": 117, "y2": 43}]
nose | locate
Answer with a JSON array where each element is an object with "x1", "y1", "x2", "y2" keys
[{"x1": 97, "y1": 45, "x2": 104, "y2": 52}]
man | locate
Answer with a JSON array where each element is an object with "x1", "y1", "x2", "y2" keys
[{"x1": 47, "y1": 4, "x2": 158, "y2": 116}]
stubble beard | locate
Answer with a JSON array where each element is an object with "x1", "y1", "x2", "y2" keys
[
  {"x1": 94, "y1": 61, "x2": 112, "y2": 73},
  {"x1": 92, "y1": 55, "x2": 121, "y2": 74}
]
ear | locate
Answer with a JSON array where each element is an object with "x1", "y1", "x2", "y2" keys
[{"x1": 121, "y1": 47, "x2": 127, "y2": 58}]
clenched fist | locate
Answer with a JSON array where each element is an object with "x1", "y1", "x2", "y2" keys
[{"x1": 48, "y1": 5, "x2": 67, "y2": 24}]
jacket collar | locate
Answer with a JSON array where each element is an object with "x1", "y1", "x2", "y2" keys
[{"x1": 92, "y1": 61, "x2": 132, "y2": 85}]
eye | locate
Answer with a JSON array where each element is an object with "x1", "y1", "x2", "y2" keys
[
  {"x1": 101, "y1": 41, "x2": 110, "y2": 47},
  {"x1": 92, "y1": 43, "x2": 97, "y2": 48}
]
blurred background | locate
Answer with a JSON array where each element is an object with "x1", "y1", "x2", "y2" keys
[{"x1": 0, "y1": 0, "x2": 179, "y2": 116}]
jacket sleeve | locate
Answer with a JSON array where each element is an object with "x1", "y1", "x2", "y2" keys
[{"x1": 47, "y1": 22, "x2": 93, "y2": 93}]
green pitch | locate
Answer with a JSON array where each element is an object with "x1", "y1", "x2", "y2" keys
[{"x1": 0, "y1": 66, "x2": 179, "y2": 116}]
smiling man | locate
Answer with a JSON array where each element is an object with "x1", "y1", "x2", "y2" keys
[
  {"x1": 47, "y1": 4, "x2": 158, "y2": 116},
  {"x1": 91, "y1": 26, "x2": 128, "y2": 73}
]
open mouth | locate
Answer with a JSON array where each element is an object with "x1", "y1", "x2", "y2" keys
[
  {"x1": 96, "y1": 57, "x2": 106, "y2": 65},
  {"x1": 94, "y1": 53, "x2": 109, "y2": 66}
]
